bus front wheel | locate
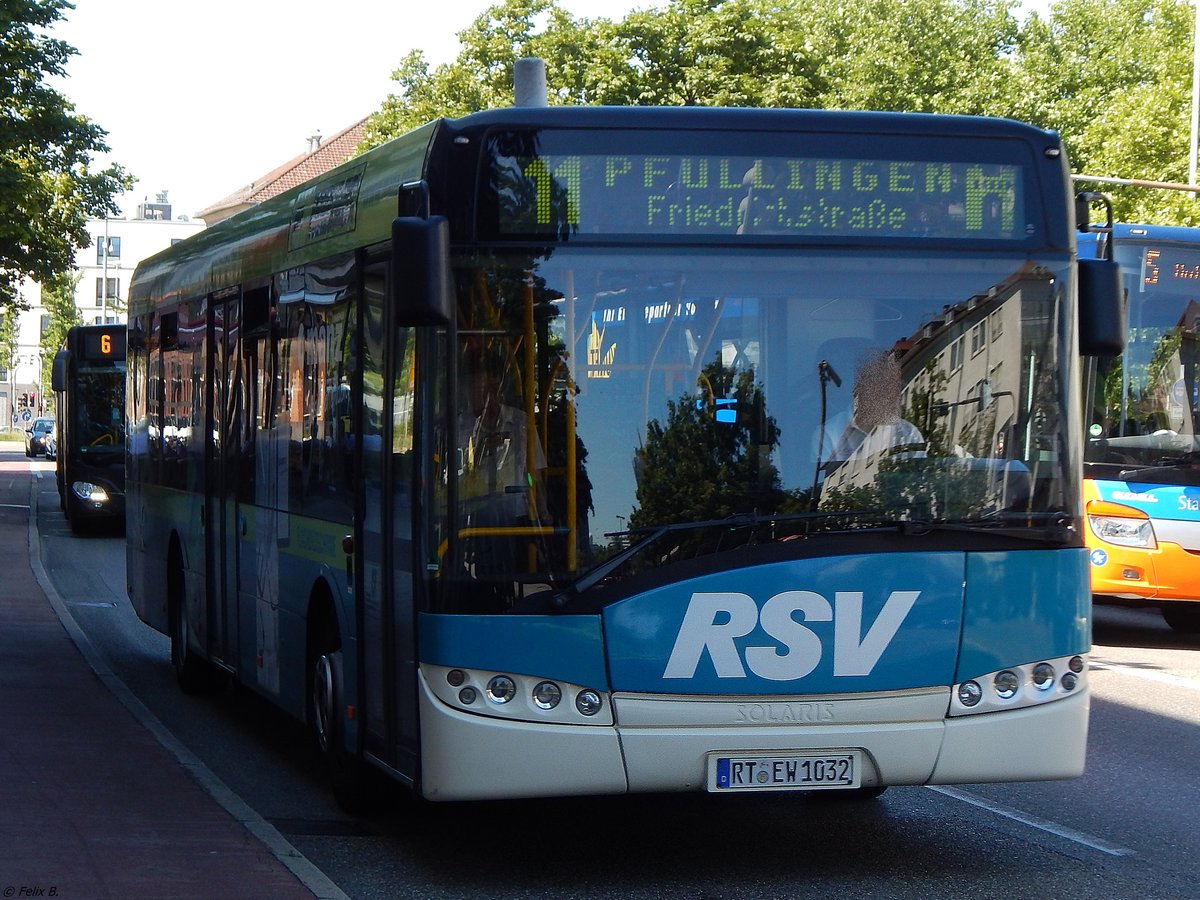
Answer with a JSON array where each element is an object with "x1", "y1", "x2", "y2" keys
[
  {"x1": 811, "y1": 785, "x2": 888, "y2": 801},
  {"x1": 310, "y1": 615, "x2": 383, "y2": 814},
  {"x1": 1161, "y1": 602, "x2": 1200, "y2": 633}
]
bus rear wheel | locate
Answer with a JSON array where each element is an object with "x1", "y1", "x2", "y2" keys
[
  {"x1": 1161, "y1": 602, "x2": 1200, "y2": 633},
  {"x1": 169, "y1": 551, "x2": 220, "y2": 693}
]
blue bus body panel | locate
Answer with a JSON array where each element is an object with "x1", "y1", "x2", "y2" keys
[
  {"x1": 956, "y1": 549, "x2": 1091, "y2": 681},
  {"x1": 419, "y1": 614, "x2": 610, "y2": 690},
  {"x1": 1091, "y1": 478, "x2": 1200, "y2": 523},
  {"x1": 602, "y1": 552, "x2": 965, "y2": 694},
  {"x1": 418, "y1": 549, "x2": 1090, "y2": 696}
]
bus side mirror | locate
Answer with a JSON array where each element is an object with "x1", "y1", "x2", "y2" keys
[
  {"x1": 1077, "y1": 256, "x2": 1126, "y2": 357},
  {"x1": 392, "y1": 215, "x2": 452, "y2": 326},
  {"x1": 50, "y1": 349, "x2": 70, "y2": 393}
]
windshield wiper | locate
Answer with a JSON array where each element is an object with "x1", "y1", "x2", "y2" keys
[
  {"x1": 889, "y1": 512, "x2": 1076, "y2": 543},
  {"x1": 548, "y1": 509, "x2": 1075, "y2": 609},
  {"x1": 1119, "y1": 453, "x2": 1200, "y2": 484},
  {"x1": 552, "y1": 510, "x2": 889, "y2": 605}
]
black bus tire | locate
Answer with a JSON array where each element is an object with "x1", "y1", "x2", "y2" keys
[
  {"x1": 309, "y1": 605, "x2": 384, "y2": 814},
  {"x1": 811, "y1": 785, "x2": 888, "y2": 801},
  {"x1": 1161, "y1": 602, "x2": 1200, "y2": 633},
  {"x1": 169, "y1": 547, "x2": 218, "y2": 694}
]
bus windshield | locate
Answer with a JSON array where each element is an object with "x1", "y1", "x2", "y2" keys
[
  {"x1": 1084, "y1": 239, "x2": 1200, "y2": 484},
  {"x1": 434, "y1": 245, "x2": 1072, "y2": 610},
  {"x1": 74, "y1": 365, "x2": 125, "y2": 455}
]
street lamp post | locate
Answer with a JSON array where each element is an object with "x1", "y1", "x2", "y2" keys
[{"x1": 101, "y1": 216, "x2": 109, "y2": 324}]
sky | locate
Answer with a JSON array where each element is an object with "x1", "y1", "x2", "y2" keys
[
  {"x1": 49, "y1": 0, "x2": 654, "y2": 220},
  {"x1": 50, "y1": 0, "x2": 1052, "y2": 223}
]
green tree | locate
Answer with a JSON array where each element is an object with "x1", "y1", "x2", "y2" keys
[
  {"x1": 360, "y1": 0, "x2": 1022, "y2": 150},
  {"x1": 361, "y1": 0, "x2": 581, "y2": 144},
  {"x1": 0, "y1": 303, "x2": 20, "y2": 383},
  {"x1": 359, "y1": 0, "x2": 1200, "y2": 225},
  {"x1": 38, "y1": 268, "x2": 80, "y2": 400},
  {"x1": 1011, "y1": 0, "x2": 1199, "y2": 224},
  {"x1": 591, "y1": 0, "x2": 821, "y2": 107},
  {"x1": 802, "y1": 0, "x2": 1021, "y2": 114},
  {"x1": 1, "y1": 0, "x2": 131, "y2": 307},
  {"x1": 631, "y1": 357, "x2": 784, "y2": 529}
]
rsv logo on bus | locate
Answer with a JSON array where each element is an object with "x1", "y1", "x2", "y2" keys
[{"x1": 663, "y1": 590, "x2": 919, "y2": 681}]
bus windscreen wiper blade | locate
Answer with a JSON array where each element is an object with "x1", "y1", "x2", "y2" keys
[
  {"x1": 556, "y1": 509, "x2": 890, "y2": 601},
  {"x1": 891, "y1": 513, "x2": 1076, "y2": 543},
  {"x1": 1119, "y1": 454, "x2": 1200, "y2": 483}
]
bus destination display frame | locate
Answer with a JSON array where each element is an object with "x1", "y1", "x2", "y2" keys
[{"x1": 479, "y1": 128, "x2": 1043, "y2": 245}]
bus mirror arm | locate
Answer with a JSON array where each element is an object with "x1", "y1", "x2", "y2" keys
[
  {"x1": 1074, "y1": 191, "x2": 1113, "y2": 241},
  {"x1": 392, "y1": 215, "x2": 453, "y2": 327}
]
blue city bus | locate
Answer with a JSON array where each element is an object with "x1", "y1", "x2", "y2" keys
[
  {"x1": 50, "y1": 323, "x2": 126, "y2": 534},
  {"x1": 126, "y1": 105, "x2": 1120, "y2": 809},
  {"x1": 1079, "y1": 222, "x2": 1200, "y2": 632}
]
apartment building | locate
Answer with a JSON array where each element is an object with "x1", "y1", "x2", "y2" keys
[{"x1": 6, "y1": 194, "x2": 205, "y2": 427}]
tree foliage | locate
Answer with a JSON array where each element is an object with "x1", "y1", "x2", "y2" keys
[
  {"x1": 631, "y1": 358, "x2": 785, "y2": 529},
  {"x1": 360, "y1": 0, "x2": 1200, "y2": 224},
  {"x1": 38, "y1": 267, "x2": 80, "y2": 399},
  {"x1": 0, "y1": 303, "x2": 20, "y2": 378},
  {"x1": 1010, "y1": 0, "x2": 1200, "y2": 223},
  {"x1": 1, "y1": 0, "x2": 132, "y2": 307}
]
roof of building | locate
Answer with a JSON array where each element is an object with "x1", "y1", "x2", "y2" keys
[{"x1": 196, "y1": 117, "x2": 370, "y2": 225}]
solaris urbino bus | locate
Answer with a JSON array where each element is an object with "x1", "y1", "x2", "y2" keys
[
  {"x1": 1079, "y1": 222, "x2": 1200, "y2": 632},
  {"x1": 126, "y1": 99, "x2": 1123, "y2": 809},
  {"x1": 50, "y1": 323, "x2": 126, "y2": 534}
]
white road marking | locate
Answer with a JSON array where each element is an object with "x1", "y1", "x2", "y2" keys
[
  {"x1": 928, "y1": 785, "x2": 1135, "y2": 856},
  {"x1": 1089, "y1": 659, "x2": 1200, "y2": 691}
]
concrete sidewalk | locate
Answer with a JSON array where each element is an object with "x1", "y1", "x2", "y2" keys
[{"x1": 0, "y1": 452, "x2": 344, "y2": 899}]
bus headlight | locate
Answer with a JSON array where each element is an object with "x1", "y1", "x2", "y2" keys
[
  {"x1": 993, "y1": 670, "x2": 1019, "y2": 700},
  {"x1": 71, "y1": 481, "x2": 110, "y2": 504},
  {"x1": 1089, "y1": 515, "x2": 1155, "y2": 548},
  {"x1": 950, "y1": 654, "x2": 1086, "y2": 716},
  {"x1": 486, "y1": 675, "x2": 516, "y2": 704},
  {"x1": 575, "y1": 689, "x2": 603, "y2": 717},
  {"x1": 1032, "y1": 663, "x2": 1056, "y2": 691},
  {"x1": 957, "y1": 681, "x2": 983, "y2": 707},
  {"x1": 424, "y1": 664, "x2": 612, "y2": 725},
  {"x1": 1087, "y1": 501, "x2": 1155, "y2": 549},
  {"x1": 532, "y1": 681, "x2": 562, "y2": 710}
]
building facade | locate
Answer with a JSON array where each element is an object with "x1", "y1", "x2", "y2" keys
[
  {"x1": 5, "y1": 195, "x2": 205, "y2": 428},
  {"x1": 6, "y1": 121, "x2": 366, "y2": 431}
]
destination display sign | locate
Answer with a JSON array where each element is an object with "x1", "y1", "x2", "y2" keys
[
  {"x1": 81, "y1": 329, "x2": 125, "y2": 360},
  {"x1": 483, "y1": 131, "x2": 1032, "y2": 242},
  {"x1": 1137, "y1": 245, "x2": 1200, "y2": 289}
]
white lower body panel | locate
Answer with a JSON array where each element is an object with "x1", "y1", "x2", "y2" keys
[
  {"x1": 418, "y1": 672, "x2": 628, "y2": 800},
  {"x1": 417, "y1": 672, "x2": 1089, "y2": 800},
  {"x1": 931, "y1": 687, "x2": 1090, "y2": 782}
]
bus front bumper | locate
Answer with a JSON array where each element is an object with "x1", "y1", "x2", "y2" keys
[
  {"x1": 1089, "y1": 539, "x2": 1200, "y2": 602},
  {"x1": 416, "y1": 675, "x2": 1089, "y2": 801}
]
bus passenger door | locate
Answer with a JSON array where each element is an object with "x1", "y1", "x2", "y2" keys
[
  {"x1": 206, "y1": 291, "x2": 242, "y2": 670},
  {"x1": 359, "y1": 261, "x2": 420, "y2": 781}
]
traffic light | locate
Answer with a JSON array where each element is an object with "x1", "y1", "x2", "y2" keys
[
  {"x1": 18, "y1": 393, "x2": 27, "y2": 409},
  {"x1": 29, "y1": 391, "x2": 36, "y2": 411}
]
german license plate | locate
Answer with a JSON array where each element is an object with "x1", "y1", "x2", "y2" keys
[{"x1": 709, "y1": 751, "x2": 862, "y2": 791}]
